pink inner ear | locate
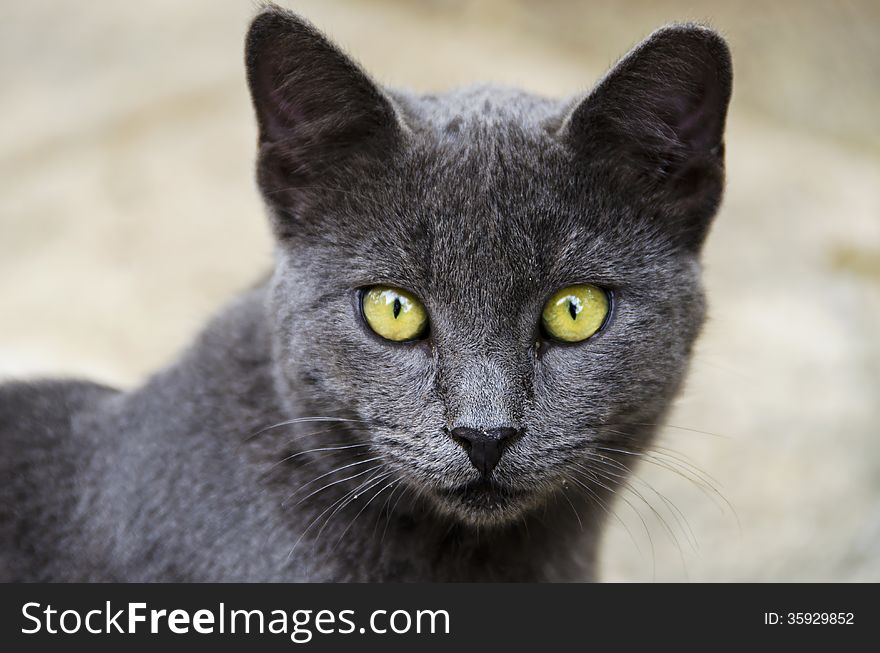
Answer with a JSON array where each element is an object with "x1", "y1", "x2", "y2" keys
[
  {"x1": 669, "y1": 72, "x2": 724, "y2": 154},
  {"x1": 268, "y1": 84, "x2": 308, "y2": 136}
]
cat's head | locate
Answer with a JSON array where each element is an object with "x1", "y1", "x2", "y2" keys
[{"x1": 246, "y1": 6, "x2": 731, "y2": 526}]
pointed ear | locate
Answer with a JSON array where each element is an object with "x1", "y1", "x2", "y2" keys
[
  {"x1": 562, "y1": 25, "x2": 732, "y2": 251},
  {"x1": 245, "y1": 6, "x2": 401, "y2": 193}
]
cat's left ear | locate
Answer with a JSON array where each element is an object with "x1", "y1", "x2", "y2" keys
[{"x1": 561, "y1": 25, "x2": 732, "y2": 251}]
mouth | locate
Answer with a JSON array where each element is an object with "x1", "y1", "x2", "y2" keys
[{"x1": 438, "y1": 478, "x2": 529, "y2": 516}]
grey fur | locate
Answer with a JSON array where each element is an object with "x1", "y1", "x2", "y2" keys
[{"x1": 0, "y1": 5, "x2": 731, "y2": 581}]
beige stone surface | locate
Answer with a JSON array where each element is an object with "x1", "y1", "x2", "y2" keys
[{"x1": 1, "y1": 0, "x2": 878, "y2": 580}]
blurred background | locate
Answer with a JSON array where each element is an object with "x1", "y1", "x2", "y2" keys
[{"x1": 1, "y1": 0, "x2": 878, "y2": 581}]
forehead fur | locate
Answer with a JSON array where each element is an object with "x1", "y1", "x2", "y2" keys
[{"x1": 280, "y1": 84, "x2": 680, "y2": 303}]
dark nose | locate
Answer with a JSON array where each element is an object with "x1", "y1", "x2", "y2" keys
[{"x1": 450, "y1": 426, "x2": 522, "y2": 478}]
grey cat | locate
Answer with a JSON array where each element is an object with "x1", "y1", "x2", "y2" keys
[{"x1": 0, "y1": 6, "x2": 731, "y2": 582}]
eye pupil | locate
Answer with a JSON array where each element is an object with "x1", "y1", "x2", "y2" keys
[
  {"x1": 393, "y1": 297, "x2": 402, "y2": 319},
  {"x1": 568, "y1": 301, "x2": 577, "y2": 321}
]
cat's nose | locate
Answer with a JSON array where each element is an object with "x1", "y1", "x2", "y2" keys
[{"x1": 449, "y1": 426, "x2": 522, "y2": 479}]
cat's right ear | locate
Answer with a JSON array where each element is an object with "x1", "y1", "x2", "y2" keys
[{"x1": 245, "y1": 6, "x2": 402, "y2": 202}]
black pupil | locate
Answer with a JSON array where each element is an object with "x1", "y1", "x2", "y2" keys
[
  {"x1": 568, "y1": 301, "x2": 578, "y2": 321},
  {"x1": 393, "y1": 297, "x2": 402, "y2": 319}
]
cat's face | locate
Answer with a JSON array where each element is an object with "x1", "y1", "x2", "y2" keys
[{"x1": 247, "y1": 7, "x2": 731, "y2": 526}]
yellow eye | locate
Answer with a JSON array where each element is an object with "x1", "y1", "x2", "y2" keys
[
  {"x1": 362, "y1": 286, "x2": 429, "y2": 342},
  {"x1": 541, "y1": 284, "x2": 609, "y2": 342}
]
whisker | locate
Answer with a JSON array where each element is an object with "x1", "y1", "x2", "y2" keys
[
  {"x1": 381, "y1": 482, "x2": 413, "y2": 544},
  {"x1": 263, "y1": 442, "x2": 372, "y2": 474},
  {"x1": 596, "y1": 428, "x2": 725, "y2": 491},
  {"x1": 273, "y1": 425, "x2": 351, "y2": 448},
  {"x1": 331, "y1": 475, "x2": 401, "y2": 551},
  {"x1": 372, "y1": 481, "x2": 404, "y2": 539},
  {"x1": 286, "y1": 467, "x2": 387, "y2": 562},
  {"x1": 580, "y1": 461, "x2": 690, "y2": 576},
  {"x1": 576, "y1": 468, "x2": 662, "y2": 579},
  {"x1": 591, "y1": 458, "x2": 699, "y2": 554},
  {"x1": 600, "y1": 421, "x2": 729, "y2": 440},
  {"x1": 593, "y1": 443, "x2": 735, "y2": 519},
  {"x1": 313, "y1": 470, "x2": 393, "y2": 545},
  {"x1": 282, "y1": 458, "x2": 385, "y2": 507},
  {"x1": 565, "y1": 471, "x2": 650, "y2": 568},
  {"x1": 589, "y1": 452, "x2": 694, "y2": 541},
  {"x1": 559, "y1": 480, "x2": 583, "y2": 532},
  {"x1": 581, "y1": 461, "x2": 681, "y2": 549},
  {"x1": 245, "y1": 416, "x2": 369, "y2": 443}
]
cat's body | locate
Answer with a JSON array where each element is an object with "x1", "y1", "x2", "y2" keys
[{"x1": 1, "y1": 7, "x2": 731, "y2": 582}]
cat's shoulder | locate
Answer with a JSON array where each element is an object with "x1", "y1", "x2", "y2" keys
[
  {"x1": 0, "y1": 378, "x2": 119, "y2": 580},
  {"x1": 0, "y1": 378, "x2": 119, "y2": 454}
]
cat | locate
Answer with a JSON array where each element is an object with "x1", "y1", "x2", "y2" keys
[{"x1": 0, "y1": 5, "x2": 731, "y2": 582}]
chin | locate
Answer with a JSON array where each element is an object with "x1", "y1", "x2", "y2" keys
[{"x1": 432, "y1": 479, "x2": 539, "y2": 527}]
